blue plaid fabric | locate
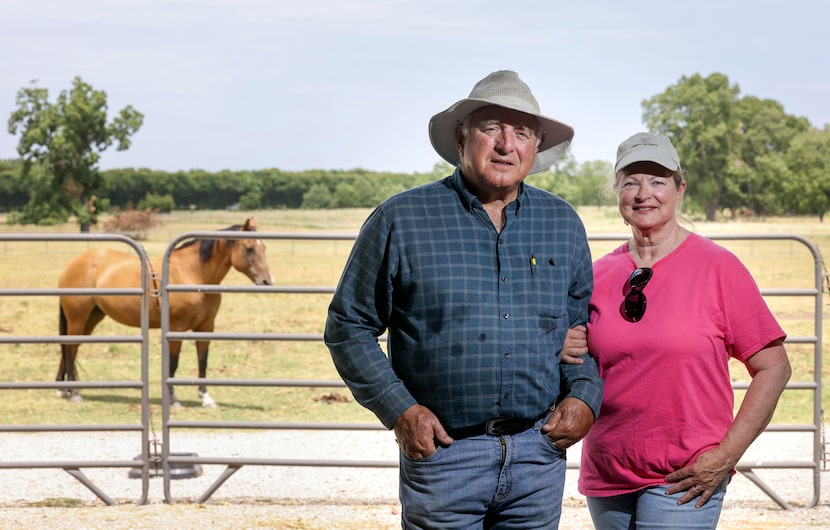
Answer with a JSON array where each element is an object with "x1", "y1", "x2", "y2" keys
[{"x1": 325, "y1": 169, "x2": 603, "y2": 430}]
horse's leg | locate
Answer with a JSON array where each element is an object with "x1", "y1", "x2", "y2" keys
[
  {"x1": 169, "y1": 340, "x2": 183, "y2": 412},
  {"x1": 56, "y1": 345, "x2": 84, "y2": 403},
  {"x1": 58, "y1": 303, "x2": 105, "y2": 403},
  {"x1": 56, "y1": 304, "x2": 71, "y2": 398},
  {"x1": 56, "y1": 343, "x2": 76, "y2": 400},
  {"x1": 64, "y1": 345, "x2": 84, "y2": 404},
  {"x1": 196, "y1": 339, "x2": 216, "y2": 408}
]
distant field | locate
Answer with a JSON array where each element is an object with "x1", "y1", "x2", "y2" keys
[{"x1": 0, "y1": 207, "x2": 826, "y2": 429}]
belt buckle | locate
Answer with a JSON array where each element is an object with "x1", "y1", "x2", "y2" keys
[{"x1": 485, "y1": 417, "x2": 511, "y2": 436}]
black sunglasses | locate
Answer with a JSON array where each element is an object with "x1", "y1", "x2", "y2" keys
[{"x1": 620, "y1": 267, "x2": 653, "y2": 322}]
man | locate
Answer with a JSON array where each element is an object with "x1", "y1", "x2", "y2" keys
[{"x1": 325, "y1": 70, "x2": 603, "y2": 529}]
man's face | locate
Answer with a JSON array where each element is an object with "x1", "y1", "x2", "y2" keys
[{"x1": 456, "y1": 105, "x2": 539, "y2": 200}]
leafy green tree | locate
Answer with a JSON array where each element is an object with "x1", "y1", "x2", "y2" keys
[
  {"x1": 331, "y1": 178, "x2": 368, "y2": 208},
  {"x1": 643, "y1": 73, "x2": 812, "y2": 220},
  {"x1": 730, "y1": 96, "x2": 809, "y2": 216},
  {"x1": 261, "y1": 170, "x2": 313, "y2": 208},
  {"x1": 527, "y1": 152, "x2": 578, "y2": 199},
  {"x1": 7, "y1": 76, "x2": 143, "y2": 228},
  {"x1": 301, "y1": 183, "x2": 334, "y2": 209},
  {"x1": 783, "y1": 127, "x2": 830, "y2": 221},
  {"x1": 643, "y1": 73, "x2": 741, "y2": 220},
  {"x1": 0, "y1": 158, "x2": 30, "y2": 211},
  {"x1": 571, "y1": 160, "x2": 614, "y2": 208},
  {"x1": 238, "y1": 190, "x2": 262, "y2": 211},
  {"x1": 138, "y1": 192, "x2": 176, "y2": 213},
  {"x1": 527, "y1": 153, "x2": 612, "y2": 208}
]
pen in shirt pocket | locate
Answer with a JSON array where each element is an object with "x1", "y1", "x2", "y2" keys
[{"x1": 530, "y1": 253, "x2": 537, "y2": 276}]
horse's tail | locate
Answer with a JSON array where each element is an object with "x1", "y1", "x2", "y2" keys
[
  {"x1": 57, "y1": 303, "x2": 68, "y2": 383},
  {"x1": 59, "y1": 302, "x2": 68, "y2": 337}
]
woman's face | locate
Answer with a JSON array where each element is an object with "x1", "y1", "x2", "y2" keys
[{"x1": 616, "y1": 161, "x2": 685, "y2": 232}]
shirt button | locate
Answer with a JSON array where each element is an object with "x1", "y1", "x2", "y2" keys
[
  {"x1": 503, "y1": 313, "x2": 509, "y2": 319},
  {"x1": 504, "y1": 352, "x2": 510, "y2": 358},
  {"x1": 504, "y1": 393, "x2": 510, "y2": 399},
  {"x1": 501, "y1": 275, "x2": 508, "y2": 282}
]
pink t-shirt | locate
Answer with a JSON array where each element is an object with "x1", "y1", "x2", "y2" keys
[{"x1": 578, "y1": 233, "x2": 785, "y2": 496}]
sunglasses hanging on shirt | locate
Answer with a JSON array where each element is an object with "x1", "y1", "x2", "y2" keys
[{"x1": 620, "y1": 267, "x2": 653, "y2": 323}]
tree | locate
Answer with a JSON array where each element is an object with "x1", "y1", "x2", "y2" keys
[
  {"x1": 301, "y1": 183, "x2": 334, "y2": 209},
  {"x1": 7, "y1": 76, "x2": 143, "y2": 227},
  {"x1": 731, "y1": 96, "x2": 809, "y2": 216},
  {"x1": 782, "y1": 127, "x2": 830, "y2": 221},
  {"x1": 527, "y1": 153, "x2": 612, "y2": 208},
  {"x1": 0, "y1": 158, "x2": 30, "y2": 210},
  {"x1": 642, "y1": 73, "x2": 812, "y2": 220},
  {"x1": 527, "y1": 152, "x2": 578, "y2": 199},
  {"x1": 642, "y1": 73, "x2": 741, "y2": 221}
]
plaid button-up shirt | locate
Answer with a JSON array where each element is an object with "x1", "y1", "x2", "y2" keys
[{"x1": 325, "y1": 169, "x2": 603, "y2": 431}]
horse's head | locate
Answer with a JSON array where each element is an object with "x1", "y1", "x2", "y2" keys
[{"x1": 230, "y1": 218, "x2": 274, "y2": 286}]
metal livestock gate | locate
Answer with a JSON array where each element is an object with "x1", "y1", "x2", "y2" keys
[
  {"x1": 0, "y1": 234, "x2": 152, "y2": 505},
  {"x1": 157, "y1": 231, "x2": 824, "y2": 510},
  {"x1": 0, "y1": 231, "x2": 822, "y2": 508},
  {"x1": 156, "y1": 230, "x2": 394, "y2": 504}
]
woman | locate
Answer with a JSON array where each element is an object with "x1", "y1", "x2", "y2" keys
[{"x1": 565, "y1": 132, "x2": 792, "y2": 529}]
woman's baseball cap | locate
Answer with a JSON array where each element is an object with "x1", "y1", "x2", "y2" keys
[{"x1": 615, "y1": 132, "x2": 681, "y2": 173}]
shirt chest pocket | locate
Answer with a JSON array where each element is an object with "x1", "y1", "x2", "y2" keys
[{"x1": 529, "y1": 255, "x2": 569, "y2": 321}]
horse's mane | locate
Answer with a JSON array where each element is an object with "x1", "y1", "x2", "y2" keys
[{"x1": 172, "y1": 224, "x2": 253, "y2": 263}]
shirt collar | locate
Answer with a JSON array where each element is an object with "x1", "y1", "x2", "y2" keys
[{"x1": 449, "y1": 168, "x2": 527, "y2": 214}]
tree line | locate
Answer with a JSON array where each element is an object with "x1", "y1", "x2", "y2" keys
[
  {"x1": 0, "y1": 158, "x2": 611, "y2": 216},
  {"x1": 4, "y1": 73, "x2": 830, "y2": 226}
]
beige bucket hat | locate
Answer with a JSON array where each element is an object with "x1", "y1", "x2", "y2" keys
[{"x1": 428, "y1": 70, "x2": 574, "y2": 174}]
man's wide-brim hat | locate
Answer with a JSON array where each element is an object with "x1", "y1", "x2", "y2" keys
[{"x1": 428, "y1": 70, "x2": 574, "y2": 175}]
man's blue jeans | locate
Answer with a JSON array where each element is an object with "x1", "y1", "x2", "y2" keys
[
  {"x1": 399, "y1": 418, "x2": 567, "y2": 529},
  {"x1": 586, "y1": 479, "x2": 728, "y2": 530}
]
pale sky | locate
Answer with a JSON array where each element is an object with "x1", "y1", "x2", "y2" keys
[{"x1": 1, "y1": 0, "x2": 827, "y2": 174}]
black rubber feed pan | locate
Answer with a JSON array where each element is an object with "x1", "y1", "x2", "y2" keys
[{"x1": 128, "y1": 452, "x2": 203, "y2": 479}]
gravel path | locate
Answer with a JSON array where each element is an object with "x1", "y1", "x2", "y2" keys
[{"x1": 1, "y1": 429, "x2": 828, "y2": 529}]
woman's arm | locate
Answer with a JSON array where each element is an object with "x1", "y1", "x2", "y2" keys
[{"x1": 665, "y1": 339, "x2": 791, "y2": 507}]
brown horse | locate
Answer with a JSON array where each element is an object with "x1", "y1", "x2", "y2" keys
[{"x1": 57, "y1": 217, "x2": 273, "y2": 408}]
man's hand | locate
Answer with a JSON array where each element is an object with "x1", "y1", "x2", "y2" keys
[
  {"x1": 540, "y1": 397, "x2": 595, "y2": 450},
  {"x1": 561, "y1": 325, "x2": 588, "y2": 365},
  {"x1": 393, "y1": 404, "x2": 454, "y2": 459}
]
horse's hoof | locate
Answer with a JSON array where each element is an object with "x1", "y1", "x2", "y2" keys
[
  {"x1": 56, "y1": 389, "x2": 69, "y2": 399},
  {"x1": 170, "y1": 401, "x2": 182, "y2": 413},
  {"x1": 68, "y1": 394, "x2": 84, "y2": 404},
  {"x1": 199, "y1": 392, "x2": 217, "y2": 409}
]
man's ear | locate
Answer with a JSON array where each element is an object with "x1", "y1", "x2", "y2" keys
[{"x1": 455, "y1": 125, "x2": 464, "y2": 157}]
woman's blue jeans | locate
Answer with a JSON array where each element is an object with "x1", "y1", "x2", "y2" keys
[
  {"x1": 586, "y1": 479, "x2": 727, "y2": 530},
  {"x1": 398, "y1": 418, "x2": 567, "y2": 529}
]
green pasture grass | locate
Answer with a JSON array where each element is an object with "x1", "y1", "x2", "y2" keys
[{"x1": 0, "y1": 207, "x2": 827, "y2": 430}]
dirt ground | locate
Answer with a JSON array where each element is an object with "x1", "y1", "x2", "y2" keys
[
  {"x1": 1, "y1": 430, "x2": 827, "y2": 529},
  {"x1": 2, "y1": 496, "x2": 829, "y2": 529}
]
